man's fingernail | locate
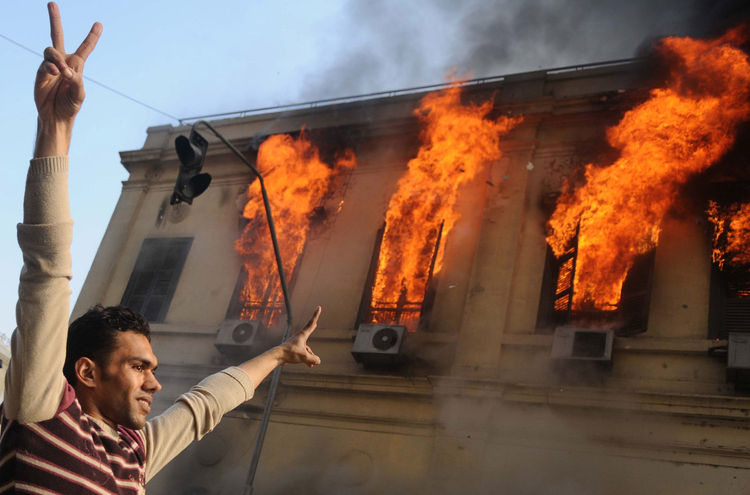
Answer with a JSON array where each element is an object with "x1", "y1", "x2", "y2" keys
[{"x1": 64, "y1": 68, "x2": 74, "y2": 78}]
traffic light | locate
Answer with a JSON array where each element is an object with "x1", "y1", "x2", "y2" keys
[{"x1": 171, "y1": 130, "x2": 212, "y2": 205}]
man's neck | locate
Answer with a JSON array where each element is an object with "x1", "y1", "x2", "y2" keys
[{"x1": 74, "y1": 383, "x2": 118, "y2": 432}]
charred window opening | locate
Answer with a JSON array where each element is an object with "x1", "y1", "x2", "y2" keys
[
  {"x1": 121, "y1": 237, "x2": 192, "y2": 322},
  {"x1": 709, "y1": 265, "x2": 750, "y2": 339},
  {"x1": 229, "y1": 129, "x2": 356, "y2": 327},
  {"x1": 707, "y1": 183, "x2": 750, "y2": 339},
  {"x1": 536, "y1": 230, "x2": 654, "y2": 336},
  {"x1": 226, "y1": 242, "x2": 308, "y2": 327},
  {"x1": 356, "y1": 222, "x2": 443, "y2": 332},
  {"x1": 537, "y1": 243, "x2": 576, "y2": 330}
]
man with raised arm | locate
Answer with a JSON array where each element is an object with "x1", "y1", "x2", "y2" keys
[{"x1": 0, "y1": 4, "x2": 321, "y2": 493}]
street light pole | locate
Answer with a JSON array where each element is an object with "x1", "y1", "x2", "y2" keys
[{"x1": 177, "y1": 120, "x2": 293, "y2": 495}]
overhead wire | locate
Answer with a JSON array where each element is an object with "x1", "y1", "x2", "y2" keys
[{"x1": 0, "y1": 32, "x2": 179, "y2": 122}]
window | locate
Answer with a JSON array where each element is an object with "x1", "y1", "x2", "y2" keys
[
  {"x1": 356, "y1": 222, "x2": 443, "y2": 332},
  {"x1": 225, "y1": 245, "x2": 307, "y2": 326},
  {"x1": 707, "y1": 189, "x2": 750, "y2": 339},
  {"x1": 536, "y1": 232, "x2": 654, "y2": 336},
  {"x1": 121, "y1": 237, "x2": 192, "y2": 322},
  {"x1": 709, "y1": 265, "x2": 750, "y2": 339}
]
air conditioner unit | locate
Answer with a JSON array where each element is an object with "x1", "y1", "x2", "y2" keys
[
  {"x1": 351, "y1": 324, "x2": 407, "y2": 366},
  {"x1": 214, "y1": 320, "x2": 263, "y2": 359},
  {"x1": 727, "y1": 332, "x2": 750, "y2": 389},
  {"x1": 551, "y1": 326, "x2": 614, "y2": 361}
]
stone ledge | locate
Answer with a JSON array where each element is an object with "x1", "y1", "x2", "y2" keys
[
  {"x1": 434, "y1": 376, "x2": 750, "y2": 420},
  {"x1": 500, "y1": 333, "x2": 721, "y2": 354}
]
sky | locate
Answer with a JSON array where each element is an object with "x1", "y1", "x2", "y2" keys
[{"x1": 0, "y1": 0, "x2": 744, "y2": 338}]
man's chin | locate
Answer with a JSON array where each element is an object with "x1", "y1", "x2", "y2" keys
[{"x1": 121, "y1": 415, "x2": 147, "y2": 430}]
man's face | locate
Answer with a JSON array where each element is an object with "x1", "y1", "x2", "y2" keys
[{"x1": 92, "y1": 330, "x2": 162, "y2": 430}]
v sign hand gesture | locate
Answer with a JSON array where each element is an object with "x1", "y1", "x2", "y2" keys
[{"x1": 34, "y1": 2, "x2": 101, "y2": 158}]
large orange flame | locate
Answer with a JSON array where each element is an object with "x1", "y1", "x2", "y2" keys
[
  {"x1": 369, "y1": 84, "x2": 522, "y2": 330},
  {"x1": 546, "y1": 28, "x2": 750, "y2": 311},
  {"x1": 708, "y1": 200, "x2": 750, "y2": 270},
  {"x1": 235, "y1": 133, "x2": 355, "y2": 324}
]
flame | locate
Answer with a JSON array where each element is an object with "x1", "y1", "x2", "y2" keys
[
  {"x1": 708, "y1": 200, "x2": 750, "y2": 270},
  {"x1": 369, "y1": 84, "x2": 522, "y2": 329},
  {"x1": 546, "y1": 28, "x2": 750, "y2": 311},
  {"x1": 235, "y1": 132, "x2": 355, "y2": 324}
]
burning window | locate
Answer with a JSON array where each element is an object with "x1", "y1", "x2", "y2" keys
[
  {"x1": 357, "y1": 83, "x2": 521, "y2": 332},
  {"x1": 536, "y1": 230, "x2": 654, "y2": 335},
  {"x1": 707, "y1": 190, "x2": 750, "y2": 339},
  {"x1": 225, "y1": 257, "x2": 307, "y2": 324},
  {"x1": 121, "y1": 237, "x2": 192, "y2": 322},
  {"x1": 357, "y1": 222, "x2": 443, "y2": 332},
  {"x1": 541, "y1": 28, "x2": 750, "y2": 335},
  {"x1": 230, "y1": 132, "x2": 355, "y2": 327}
]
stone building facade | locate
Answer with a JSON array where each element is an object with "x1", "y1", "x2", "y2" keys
[{"x1": 74, "y1": 60, "x2": 750, "y2": 494}]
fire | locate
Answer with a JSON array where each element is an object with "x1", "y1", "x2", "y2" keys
[
  {"x1": 235, "y1": 132, "x2": 356, "y2": 324},
  {"x1": 369, "y1": 84, "x2": 522, "y2": 330},
  {"x1": 546, "y1": 28, "x2": 750, "y2": 311},
  {"x1": 708, "y1": 200, "x2": 750, "y2": 270}
]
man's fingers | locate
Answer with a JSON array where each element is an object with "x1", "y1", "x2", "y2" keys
[
  {"x1": 305, "y1": 348, "x2": 321, "y2": 367},
  {"x1": 42, "y1": 46, "x2": 72, "y2": 78},
  {"x1": 74, "y1": 22, "x2": 102, "y2": 62},
  {"x1": 40, "y1": 60, "x2": 60, "y2": 76},
  {"x1": 300, "y1": 306, "x2": 322, "y2": 336},
  {"x1": 47, "y1": 2, "x2": 65, "y2": 52}
]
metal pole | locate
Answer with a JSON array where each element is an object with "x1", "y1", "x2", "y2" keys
[{"x1": 192, "y1": 121, "x2": 294, "y2": 495}]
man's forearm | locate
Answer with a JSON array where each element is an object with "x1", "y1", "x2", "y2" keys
[
  {"x1": 34, "y1": 117, "x2": 74, "y2": 158},
  {"x1": 237, "y1": 346, "x2": 287, "y2": 387}
]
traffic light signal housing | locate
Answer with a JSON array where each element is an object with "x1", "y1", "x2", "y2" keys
[{"x1": 171, "y1": 130, "x2": 212, "y2": 205}]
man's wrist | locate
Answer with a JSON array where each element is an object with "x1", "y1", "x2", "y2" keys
[
  {"x1": 34, "y1": 117, "x2": 74, "y2": 158},
  {"x1": 267, "y1": 345, "x2": 288, "y2": 366}
]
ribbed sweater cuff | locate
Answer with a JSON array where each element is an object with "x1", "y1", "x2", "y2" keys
[
  {"x1": 24, "y1": 156, "x2": 70, "y2": 225},
  {"x1": 28, "y1": 156, "x2": 69, "y2": 178}
]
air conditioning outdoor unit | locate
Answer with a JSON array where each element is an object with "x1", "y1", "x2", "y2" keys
[
  {"x1": 215, "y1": 320, "x2": 263, "y2": 359},
  {"x1": 351, "y1": 324, "x2": 407, "y2": 366},
  {"x1": 727, "y1": 332, "x2": 750, "y2": 389},
  {"x1": 551, "y1": 326, "x2": 614, "y2": 362}
]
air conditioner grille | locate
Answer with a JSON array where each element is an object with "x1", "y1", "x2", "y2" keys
[
  {"x1": 372, "y1": 327, "x2": 399, "y2": 350},
  {"x1": 351, "y1": 324, "x2": 407, "y2": 366},
  {"x1": 232, "y1": 323, "x2": 256, "y2": 343},
  {"x1": 572, "y1": 332, "x2": 607, "y2": 358}
]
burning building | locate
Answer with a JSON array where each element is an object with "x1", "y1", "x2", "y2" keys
[{"x1": 74, "y1": 31, "x2": 750, "y2": 494}]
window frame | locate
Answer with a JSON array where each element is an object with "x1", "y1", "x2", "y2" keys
[
  {"x1": 356, "y1": 221, "x2": 443, "y2": 332},
  {"x1": 536, "y1": 234, "x2": 654, "y2": 336},
  {"x1": 120, "y1": 237, "x2": 193, "y2": 323}
]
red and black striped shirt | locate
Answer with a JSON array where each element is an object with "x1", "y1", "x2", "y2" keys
[{"x1": 0, "y1": 383, "x2": 146, "y2": 494}]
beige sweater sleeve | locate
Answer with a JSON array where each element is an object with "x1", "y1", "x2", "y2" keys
[
  {"x1": 4, "y1": 156, "x2": 72, "y2": 423},
  {"x1": 141, "y1": 366, "x2": 255, "y2": 482}
]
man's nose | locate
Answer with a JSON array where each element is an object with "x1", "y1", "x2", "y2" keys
[{"x1": 145, "y1": 371, "x2": 162, "y2": 393}]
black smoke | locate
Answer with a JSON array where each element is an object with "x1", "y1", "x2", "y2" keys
[{"x1": 300, "y1": 0, "x2": 750, "y2": 102}]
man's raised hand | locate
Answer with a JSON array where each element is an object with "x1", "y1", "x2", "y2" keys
[
  {"x1": 34, "y1": 2, "x2": 101, "y2": 156},
  {"x1": 280, "y1": 306, "x2": 322, "y2": 367}
]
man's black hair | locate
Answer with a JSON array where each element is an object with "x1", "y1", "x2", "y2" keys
[{"x1": 63, "y1": 305, "x2": 151, "y2": 385}]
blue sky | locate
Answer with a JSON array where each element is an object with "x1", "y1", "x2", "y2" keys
[{"x1": 1, "y1": 0, "x2": 708, "y2": 337}]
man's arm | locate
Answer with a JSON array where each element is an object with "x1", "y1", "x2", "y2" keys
[
  {"x1": 4, "y1": 2, "x2": 101, "y2": 423},
  {"x1": 237, "y1": 306, "x2": 322, "y2": 382},
  {"x1": 142, "y1": 308, "x2": 322, "y2": 481}
]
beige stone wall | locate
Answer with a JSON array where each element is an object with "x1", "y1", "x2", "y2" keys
[
  {"x1": 0, "y1": 342, "x2": 10, "y2": 402},
  {"x1": 74, "y1": 61, "x2": 750, "y2": 494}
]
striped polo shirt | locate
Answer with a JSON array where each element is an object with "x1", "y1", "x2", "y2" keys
[{"x1": 0, "y1": 383, "x2": 146, "y2": 494}]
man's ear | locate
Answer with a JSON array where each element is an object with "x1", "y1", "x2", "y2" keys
[{"x1": 74, "y1": 357, "x2": 99, "y2": 388}]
